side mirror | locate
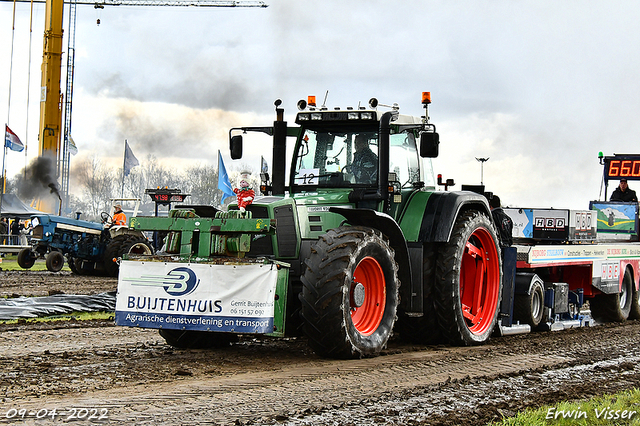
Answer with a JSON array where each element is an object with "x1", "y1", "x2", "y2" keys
[
  {"x1": 419, "y1": 132, "x2": 439, "y2": 158},
  {"x1": 230, "y1": 135, "x2": 243, "y2": 160}
]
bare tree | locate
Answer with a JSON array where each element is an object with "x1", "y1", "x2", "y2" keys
[
  {"x1": 75, "y1": 156, "x2": 117, "y2": 219},
  {"x1": 67, "y1": 194, "x2": 95, "y2": 222},
  {"x1": 182, "y1": 164, "x2": 223, "y2": 206},
  {"x1": 125, "y1": 155, "x2": 182, "y2": 200}
]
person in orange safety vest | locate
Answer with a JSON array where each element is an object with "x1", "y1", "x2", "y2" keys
[{"x1": 110, "y1": 204, "x2": 127, "y2": 227}]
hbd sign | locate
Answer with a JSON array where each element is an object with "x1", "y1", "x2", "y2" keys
[
  {"x1": 533, "y1": 210, "x2": 569, "y2": 241},
  {"x1": 534, "y1": 217, "x2": 566, "y2": 229}
]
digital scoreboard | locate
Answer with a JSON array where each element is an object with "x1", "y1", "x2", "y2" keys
[
  {"x1": 603, "y1": 155, "x2": 640, "y2": 181},
  {"x1": 145, "y1": 188, "x2": 189, "y2": 205},
  {"x1": 148, "y1": 193, "x2": 189, "y2": 203}
]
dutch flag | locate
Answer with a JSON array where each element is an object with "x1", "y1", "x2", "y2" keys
[{"x1": 4, "y1": 125, "x2": 24, "y2": 152}]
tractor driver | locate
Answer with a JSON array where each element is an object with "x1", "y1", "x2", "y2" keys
[
  {"x1": 109, "y1": 204, "x2": 127, "y2": 228},
  {"x1": 351, "y1": 133, "x2": 378, "y2": 184}
]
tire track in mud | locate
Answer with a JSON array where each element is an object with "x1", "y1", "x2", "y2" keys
[
  {"x1": 0, "y1": 327, "x2": 162, "y2": 357},
  {"x1": 0, "y1": 348, "x2": 570, "y2": 425}
]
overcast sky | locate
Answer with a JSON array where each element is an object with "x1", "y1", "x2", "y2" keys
[{"x1": 2, "y1": 0, "x2": 640, "y2": 210}]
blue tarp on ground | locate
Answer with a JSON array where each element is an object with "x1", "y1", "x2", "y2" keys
[{"x1": 0, "y1": 292, "x2": 116, "y2": 320}]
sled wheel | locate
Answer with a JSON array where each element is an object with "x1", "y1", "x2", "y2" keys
[
  {"x1": 103, "y1": 234, "x2": 153, "y2": 277},
  {"x1": 300, "y1": 226, "x2": 399, "y2": 358},
  {"x1": 45, "y1": 251, "x2": 65, "y2": 272},
  {"x1": 159, "y1": 329, "x2": 238, "y2": 349},
  {"x1": 17, "y1": 248, "x2": 36, "y2": 269},
  {"x1": 513, "y1": 274, "x2": 545, "y2": 328},
  {"x1": 435, "y1": 210, "x2": 502, "y2": 345},
  {"x1": 591, "y1": 266, "x2": 633, "y2": 322},
  {"x1": 395, "y1": 243, "x2": 443, "y2": 344}
]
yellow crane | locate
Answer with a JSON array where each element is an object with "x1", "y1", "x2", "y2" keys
[{"x1": 6, "y1": 0, "x2": 267, "y2": 213}]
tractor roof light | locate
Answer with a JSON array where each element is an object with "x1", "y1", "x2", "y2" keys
[
  {"x1": 308, "y1": 95, "x2": 317, "y2": 107},
  {"x1": 422, "y1": 92, "x2": 431, "y2": 105}
]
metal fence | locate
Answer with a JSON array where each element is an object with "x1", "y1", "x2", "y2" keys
[{"x1": 0, "y1": 233, "x2": 30, "y2": 246}]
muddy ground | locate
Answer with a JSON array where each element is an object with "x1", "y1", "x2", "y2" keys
[{"x1": 1, "y1": 271, "x2": 640, "y2": 425}]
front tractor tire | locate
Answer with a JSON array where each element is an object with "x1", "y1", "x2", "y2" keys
[
  {"x1": 103, "y1": 234, "x2": 153, "y2": 277},
  {"x1": 435, "y1": 210, "x2": 503, "y2": 346},
  {"x1": 300, "y1": 226, "x2": 399, "y2": 359},
  {"x1": 45, "y1": 251, "x2": 65, "y2": 272},
  {"x1": 17, "y1": 248, "x2": 36, "y2": 269}
]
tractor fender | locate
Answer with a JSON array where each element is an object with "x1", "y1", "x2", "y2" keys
[
  {"x1": 418, "y1": 191, "x2": 492, "y2": 243},
  {"x1": 329, "y1": 207, "x2": 412, "y2": 300}
]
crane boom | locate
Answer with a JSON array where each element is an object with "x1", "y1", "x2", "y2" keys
[{"x1": 35, "y1": 0, "x2": 65, "y2": 213}]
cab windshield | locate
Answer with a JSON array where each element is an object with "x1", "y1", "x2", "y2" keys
[{"x1": 291, "y1": 127, "x2": 422, "y2": 190}]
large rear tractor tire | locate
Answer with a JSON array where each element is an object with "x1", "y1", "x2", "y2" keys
[
  {"x1": 67, "y1": 256, "x2": 91, "y2": 275},
  {"x1": 590, "y1": 266, "x2": 633, "y2": 323},
  {"x1": 513, "y1": 274, "x2": 545, "y2": 328},
  {"x1": 435, "y1": 210, "x2": 503, "y2": 346},
  {"x1": 67, "y1": 256, "x2": 79, "y2": 274},
  {"x1": 103, "y1": 234, "x2": 153, "y2": 277},
  {"x1": 17, "y1": 248, "x2": 36, "y2": 269},
  {"x1": 45, "y1": 251, "x2": 65, "y2": 272},
  {"x1": 75, "y1": 259, "x2": 99, "y2": 276},
  {"x1": 395, "y1": 244, "x2": 443, "y2": 345},
  {"x1": 300, "y1": 226, "x2": 399, "y2": 359},
  {"x1": 159, "y1": 329, "x2": 238, "y2": 349}
]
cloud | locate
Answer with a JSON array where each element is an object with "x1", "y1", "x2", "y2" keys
[{"x1": 4, "y1": 0, "x2": 640, "y2": 211}]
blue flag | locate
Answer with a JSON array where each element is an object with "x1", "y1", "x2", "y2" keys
[
  {"x1": 123, "y1": 140, "x2": 139, "y2": 176},
  {"x1": 218, "y1": 150, "x2": 235, "y2": 202}
]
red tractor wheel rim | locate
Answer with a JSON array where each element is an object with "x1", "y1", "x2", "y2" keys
[
  {"x1": 460, "y1": 227, "x2": 500, "y2": 335},
  {"x1": 350, "y1": 256, "x2": 386, "y2": 336}
]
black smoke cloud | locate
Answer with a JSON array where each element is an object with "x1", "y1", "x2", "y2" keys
[{"x1": 17, "y1": 157, "x2": 61, "y2": 201}]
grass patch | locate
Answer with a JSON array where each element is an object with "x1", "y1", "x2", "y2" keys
[
  {"x1": 489, "y1": 389, "x2": 640, "y2": 425},
  {"x1": 0, "y1": 253, "x2": 71, "y2": 272},
  {"x1": 0, "y1": 310, "x2": 114, "y2": 325}
]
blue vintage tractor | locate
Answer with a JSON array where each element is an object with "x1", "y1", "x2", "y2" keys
[{"x1": 17, "y1": 210, "x2": 152, "y2": 276}]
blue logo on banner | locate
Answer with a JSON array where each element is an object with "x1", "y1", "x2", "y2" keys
[
  {"x1": 125, "y1": 267, "x2": 200, "y2": 296},
  {"x1": 163, "y1": 267, "x2": 199, "y2": 296}
]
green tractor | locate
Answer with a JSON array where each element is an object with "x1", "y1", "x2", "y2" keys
[{"x1": 116, "y1": 93, "x2": 502, "y2": 358}]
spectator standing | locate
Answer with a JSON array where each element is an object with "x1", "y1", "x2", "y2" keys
[
  {"x1": 0, "y1": 218, "x2": 7, "y2": 244},
  {"x1": 19, "y1": 221, "x2": 31, "y2": 246},
  {"x1": 10, "y1": 219, "x2": 21, "y2": 245}
]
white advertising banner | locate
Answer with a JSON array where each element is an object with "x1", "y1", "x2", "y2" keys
[{"x1": 115, "y1": 260, "x2": 278, "y2": 334}]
